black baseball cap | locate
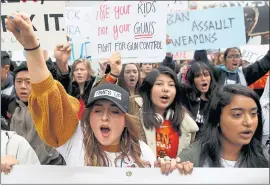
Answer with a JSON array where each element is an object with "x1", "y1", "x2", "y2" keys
[{"x1": 87, "y1": 83, "x2": 129, "y2": 113}]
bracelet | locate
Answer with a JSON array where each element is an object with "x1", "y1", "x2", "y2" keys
[
  {"x1": 106, "y1": 74, "x2": 117, "y2": 84},
  {"x1": 24, "y1": 43, "x2": 40, "y2": 51},
  {"x1": 110, "y1": 72, "x2": 119, "y2": 78}
]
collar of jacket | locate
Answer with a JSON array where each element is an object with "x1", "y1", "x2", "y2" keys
[
  {"x1": 219, "y1": 65, "x2": 240, "y2": 74},
  {"x1": 1, "y1": 72, "x2": 14, "y2": 90}
]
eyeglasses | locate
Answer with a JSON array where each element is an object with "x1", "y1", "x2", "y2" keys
[{"x1": 227, "y1": 55, "x2": 242, "y2": 59}]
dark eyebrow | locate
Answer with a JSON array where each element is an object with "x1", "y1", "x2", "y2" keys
[
  {"x1": 93, "y1": 103, "x2": 102, "y2": 107},
  {"x1": 110, "y1": 104, "x2": 118, "y2": 107},
  {"x1": 230, "y1": 107, "x2": 258, "y2": 111},
  {"x1": 16, "y1": 78, "x2": 30, "y2": 80}
]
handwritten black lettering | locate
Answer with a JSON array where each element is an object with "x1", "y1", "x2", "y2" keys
[
  {"x1": 167, "y1": 12, "x2": 189, "y2": 26},
  {"x1": 192, "y1": 18, "x2": 235, "y2": 32},
  {"x1": 134, "y1": 21, "x2": 155, "y2": 35},
  {"x1": 137, "y1": 1, "x2": 156, "y2": 18},
  {"x1": 171, "y1": 33, "x2": 217, "y2": 47},
  {"x1": 114, "y1": 41, "x2": 162, "y2": 51},
  {"x1": 98, "y1": 43, "x2": 112, "y2": 53}
]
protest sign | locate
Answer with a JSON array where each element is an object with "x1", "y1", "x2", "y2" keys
[
  {"x1": 65, "y1": 7, "x2": 92, "y2": 41},
  {"x1": 1, "y1": 166, "x2": 269, "y2": 184},
  {"x1": 65, "y1": 7, "x2": 92, "y2": 61},
  {"x1": 201, "y1": 1, "x2": 270, "y2": 45},
  {"x1": 1, "y1": 1, "x2": 66, "y2": 51},
  {"x1": 90, "y1": 1, "x2": 167, "y2": 60},
  {"x1": 240, "y1": 45, "x2": 269, "y2": 63},
  {"x1": 173, "y1": 51, "x2": 194, "y2": 60},
  {"x1": 167, "y1": 7, "x2": 246, "y2": 52},
  {"x1": 167, "y1": 1, "x2": 189, "y2": 12}
]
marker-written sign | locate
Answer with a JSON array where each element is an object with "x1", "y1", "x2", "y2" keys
[
  {"x1": 65, "y1": 7, "x2": 92, "y2": 41},
  {"x1": 90, "y1": 1, "x2": 167, "y2": 60},
  {"x1": 166, "y1": 7, "x2": 246, "y2": 52},
  {"x1": 240, "y1": 45, "x2": 269, "y2": 63},
  {"x1": 1, "y1": 1, "x2": 66, "y2": 51}
]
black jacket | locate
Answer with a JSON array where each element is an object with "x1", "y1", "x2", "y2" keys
[
  {"x1": 180, "y1": 85, "x2": 210, "y2": 139},
  {"x1": 163, "y1": 50, "x2": 270, "y2": 86},
  {"x1": 214, "y1": 50, "x2": 270, "y2": 86},
  {"x1": 46, "y1": 58, "x2": 70, "y2": 92},
  {"x1": 69, "y1": 76, "x2": 96, "y2": 105}
]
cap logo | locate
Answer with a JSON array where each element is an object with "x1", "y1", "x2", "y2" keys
[{"x1": 94, "y1": 89, "x2": 122, "y2": 100}]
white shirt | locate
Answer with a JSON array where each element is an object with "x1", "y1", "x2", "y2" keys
[{"x1": 57, "y1": 123, "x2": 156, "y2": 167}]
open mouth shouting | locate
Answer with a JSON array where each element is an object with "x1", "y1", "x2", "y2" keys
[
  {"x1": 232, "y1": 62, "x2": 239, "y2": 69},
  {"x1": 160, "y1": 95, "x2": 170, "y2": 104},
  {"x1": 100, "y1": 125, "x2": 111, "y2": 138},
  {"x1": 200, "y1": 82, "x2": 209, "y2": 92},
  {"x1": 127, "y1": 77, "x2": 137, "y2": 87}
]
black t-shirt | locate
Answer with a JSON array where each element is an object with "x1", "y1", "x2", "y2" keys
[{"x1": 195, "y1": 99, "x2": 208, "y2": 139}]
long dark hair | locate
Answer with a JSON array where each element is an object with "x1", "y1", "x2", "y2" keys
[
  {"x1": 186, "y1": 62, "x2": 216, "y2": 101},
  {"x1": 118, "y1": 63, "x2": 141, "y2": 95},
  {"x1": 199, "y1": 84, "x2": 268, "y2": 167},
  {"x1": 139, "y1": 66, "x2": 184, "y2": 134}
]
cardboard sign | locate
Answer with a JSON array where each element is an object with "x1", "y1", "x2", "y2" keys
[
  {"x1": 90, "y1": 1, "x2": 167, "y2": 60},
  {"x1": 1, "y1": 166, "x2": 269, "y2": 184},
  {"x1": 240, "y1": 45, "x2": 269, "y2": 63},
  {"x1": 65, "y1": 7, "x2": 92, "y2": 41},
  {"x1": 166, "y1": 7, "x2": 246, "y2": 52},
  {"x1": 1, "y1": 1, "x2": 66, "y2": 51},
  {"x1": 167, "y1": 1, "x2": 189, "y2": 12},
  {"x1": 173, "y1": 51, "x2": 194, "y2": 60},
  {"x1": 201, "y1": 1, "x2": 270, "y2": 45}
]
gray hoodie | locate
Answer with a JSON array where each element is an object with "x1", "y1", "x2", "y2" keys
[{"x1": 10, "y1": 99, "x2": 64, "y2": 165}]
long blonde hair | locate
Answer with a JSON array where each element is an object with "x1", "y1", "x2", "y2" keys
[
  {"x1": 70, "y1": 59, "x2": 95, "y2": 82},
  {"x1": 81, "y1": 108, "x2": 149, "y2": 167}
]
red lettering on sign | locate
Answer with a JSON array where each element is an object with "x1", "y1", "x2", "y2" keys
[
  {"x1": 114, "y1": 5, "x2": 131, "y2": 19},
  {"x1": 113, "y1": 24, "x2": 131, "y2": 40}
]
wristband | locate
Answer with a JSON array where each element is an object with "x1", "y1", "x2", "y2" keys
[
  {"x1": 106, "y1": 74, "x2": 117, "y2": 84},
  {"x1": 24, "y1": 43, "x2": 40, "y2": 51}
]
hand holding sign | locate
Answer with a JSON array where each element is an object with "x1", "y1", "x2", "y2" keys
[
  {"x1": 108, "y1": 52, "x2": 122, "y2": 77},
  {"x1": 154, "y1": 157, "x2": 193, "y2": 175},
  {"x1": 1, "y1": 155, "x2": 19, "y2": 175},
  {"x1": 5, "y1": 12, "x2": 39, "y2": 49}
]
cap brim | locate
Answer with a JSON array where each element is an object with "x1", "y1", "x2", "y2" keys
[{"x1": 86, "y1": 96, "x2": 128, "y2": 113}]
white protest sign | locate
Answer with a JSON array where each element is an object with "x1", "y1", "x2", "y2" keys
[
  {"x1": 240, "y1": 45, "x2": 269, "y2": 63},
  {"x1": 167, "y1": 1, "x2": 189, "y2": 12},
  {"x1": 1, "y1": 166, "x2": 269, "y2": 184},
  {"x1": 90, "y1": 1, "x2": 167, "y2": 60},
  {"x1": 65, "y1": 7, "x2": 92, "y2": 61},
  {"x1": 1, "y1": 1, "x2": 66, "y2": 51},
  {"x1": 65, "y1": 7, "x2": 92, "y2": 41}
]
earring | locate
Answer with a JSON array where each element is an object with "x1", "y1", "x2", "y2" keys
[{"x1": 217, "y1": 123, "x2": 220, "y2": 127}]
